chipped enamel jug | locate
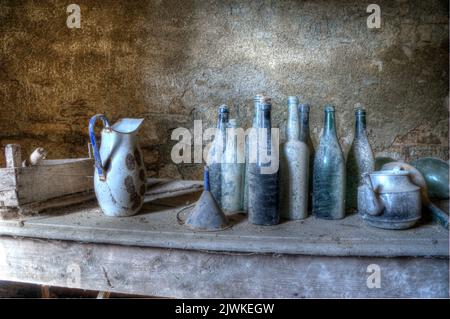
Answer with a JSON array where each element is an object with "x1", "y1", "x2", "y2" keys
[{"x1": 89, "y1": 115, "x2": 146, "y2": 217}]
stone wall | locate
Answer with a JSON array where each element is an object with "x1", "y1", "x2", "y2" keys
[{"x1": 0, "y1": 0, "x2": 448, "y2": 179}]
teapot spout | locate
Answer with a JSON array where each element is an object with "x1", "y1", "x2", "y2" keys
[
  {"x1": 358, "y1": 174, "x2": 384, "y2": 216},
  {"x1": 111, "y1": 118, "x2": 144, "y2": 134}
]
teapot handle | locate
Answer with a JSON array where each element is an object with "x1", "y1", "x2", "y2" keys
[{"x1": 89, "y1": 114, "x2": 111, "y2": 181}]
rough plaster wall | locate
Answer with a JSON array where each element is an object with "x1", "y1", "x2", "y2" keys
[{"x1": 0, "y1": 0, "x2": 448, "y2": 179}]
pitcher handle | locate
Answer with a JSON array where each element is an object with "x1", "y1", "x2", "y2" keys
[{"x1": 89, "y1": 114, "x2": 111, "y2": 181}]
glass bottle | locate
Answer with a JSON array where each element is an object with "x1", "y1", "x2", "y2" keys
[
  {"x1": 248, "y1": 96, "x2": 280, "y2": 225},
  {"x1": 346, "y1": 107, "x2": 374, "y2": 211},
  {"x1": 221, "y1": 119, "x2": 245, "y2": 213},
  {"x1": 280, "y1": 96, "x2": 309, "y2": 219},
  {"x1": 312, "y1": 105, "x2": 345, "y2": 219},
  {"x1": 243, "y1": 94, "x2": 263, "y2": 212},
  {"x1": 207, "y1": 105, "x2": 229, "y2": 206},
  {"x1": 298, "y1": 103, "x2": 314, "y2": 212}
]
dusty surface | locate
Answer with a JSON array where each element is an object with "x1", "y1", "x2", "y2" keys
[
  {"x1": 0, "y1": 197, "x2": 447, "y2": 257},
  {"x1": 0, "y1": 0, "x2": 448, "y2": 179}
]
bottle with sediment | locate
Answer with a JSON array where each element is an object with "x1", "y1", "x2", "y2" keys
[
  {"x1": 248, "y1": 96, "x2": 280, "y2": 225},
  {"x1": 221, "y1": 119, "x2": 245, "y2": 213},
  {"x1": 207, "y1": 105, "x2": 229, "y2": 206},
  {"x1": 280, "y1": 96, "x2": 309, "y2": 220},
  {"x1": 243, "y1": 94, "x2": 263, "y2": 212},
  {"x1": 298, "y1": 103, "x2": 314, "y2": 212}
]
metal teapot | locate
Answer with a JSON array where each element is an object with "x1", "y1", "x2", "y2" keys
[{"x1": 357, "y1": 169, "x2": 421, "y2": 229}]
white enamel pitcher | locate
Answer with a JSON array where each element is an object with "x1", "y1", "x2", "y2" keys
[{"x1": 89, "y1": 114, "x2": 146, "y2": 217}]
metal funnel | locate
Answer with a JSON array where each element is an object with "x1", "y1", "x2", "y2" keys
[{"x1": 186, "y1": 166, "x2": 229, "y2": 231}]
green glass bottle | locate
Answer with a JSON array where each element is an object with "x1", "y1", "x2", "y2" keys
[
  {"x1": 298, "y1": 103, "x2": 314, "y2": 212},
  {"x1": 221, "y1": 119, "x2": 245, "y2": 213},
  {"x1": 312, "y1": 105, "x2": 345, "y2": 219},
  {"x1": 346, "y1": 107, "x2": 374, "y2": 212},
  {"x1": 243, "y1": 94, "x2": 263, "y2": 212},
  {"x1": 207, "y1": 105, "x2": 229, "y2": 206}
]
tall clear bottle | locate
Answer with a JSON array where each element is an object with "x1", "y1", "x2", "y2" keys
[
  {"x1": 243, "y1": 94, "x2": 263, "y2": 212},
  {"x1": 298, "y1": 103, "x2": 315, "y2": 212},
  {"x1": 221, "y1": 119, "x2": 245, "y2": 213},
  {"x1": 346, "y1": 107, "x2": 374, "y2": 211},
  {"x1": 280, "y1": 96, "x2": 309, "y2": 220},
  {"x1": 248, "y1": 96, "x2": 280, "y2": 225},
  {"x1": 207, "y1": 105, "x2": 229, "y2": 206},
  {"x1": 312, "y1": 105, "x2": 345, "y2": 219}
]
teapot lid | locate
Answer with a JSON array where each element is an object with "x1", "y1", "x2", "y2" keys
[{"x1": 370, "y1": 170, "x2": 421, "y2": 193}]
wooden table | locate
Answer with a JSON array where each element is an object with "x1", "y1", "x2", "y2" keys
[{"x1": 0, "y1": 193, "x2": 448, "y2": 298}]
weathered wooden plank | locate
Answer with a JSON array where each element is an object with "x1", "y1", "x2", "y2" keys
[
  {"x1": 144, "y1": 179, "x2": 203, "y2": 203},
  {"x1": 0, "y1": 200, "x2": 447, "y2": 257},
  {"x1": 0, "y1": 237, "x2": 447, "y2": 298},
  {"x1": 16, "y1": 192, "x2": 95, "y2": 215},
  {"x1": 16, "y1": 159, "x2": 93, "y2": 205},
  {"x1": 0, "y1": 171, "x2": 17, "y2": 192}
]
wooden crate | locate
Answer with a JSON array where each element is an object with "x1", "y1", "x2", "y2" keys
[{"x1": 0, "y1": 144, "x2": 94, "y2": 211}]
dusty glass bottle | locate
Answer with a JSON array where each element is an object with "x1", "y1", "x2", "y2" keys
[
  {"x1": 346, "y1": 107, "x2": 374, "y2": 212},
  {"x1": 298, "y1": 103, "x2": 314, "y2": 212},
  {"x1": 248, "y1": 97, "x2": 280, "y2": 225},
  {"x1": 243, "y1": 94, "x2": 263, "y2": 212},
  {"x1": 312, "y1": 105, "x2": 345, "y2": 219},
  {"x1": 207, "y1": 105, "x2": 229, "y2": 206},
  {"x1": 280, "y1": 96, "x2": 309, "y2": 220},
  {"x1": 221, "y1": 119, "x2": 245, "y2": 213}
]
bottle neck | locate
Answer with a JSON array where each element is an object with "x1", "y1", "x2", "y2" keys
[
  {"x1": 252, "y1": 98, "x2": 261, "y2": 128},
  {"x1": 226, "y1": 123, "x2": 238, "y2": 148},
  {"x1": 323, "y1": 111, "x2": 336, "y2": 135},
  {"x1": 286, "y1": 103, "x2": 300, "y2": 141},
  {"x1": 299, "y1": 109, "x2": 310, "y2": 142},
  {"x1": 355, "y1": 114, "x2": 367, "y2": 138},
  {"x1": 256, "y1": 105, "x2": 273, "y2": 166},
  {"x1": 218, "y1": 112, "x2": 229, "y2": 132},
  {"x1": 257, "y1": 108, "x2": 271, "y2": 129}
]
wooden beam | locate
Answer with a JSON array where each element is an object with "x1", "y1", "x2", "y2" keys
[
  {"x1": 16, "y1": 159, "x2": 94, "y2": 205},
  {"x1": 0, "y1": 237, "x2": 447, "y2": 298}
]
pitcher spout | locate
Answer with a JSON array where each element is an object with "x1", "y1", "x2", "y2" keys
[{"x1": 111, "y1": 118, "x2": 145, "y2": 134}]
